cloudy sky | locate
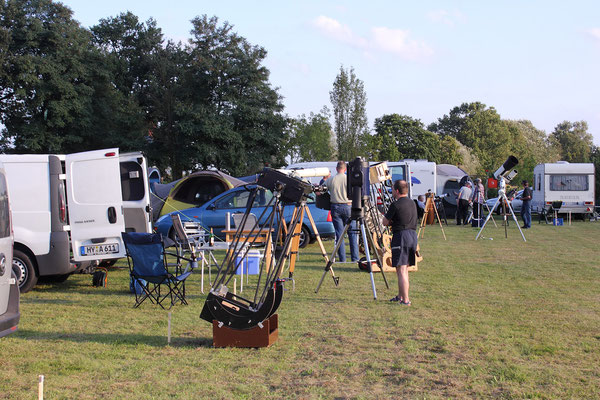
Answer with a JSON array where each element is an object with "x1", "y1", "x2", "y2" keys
[{"x1": 61, "y1": 0, "x2": 600, "y2": 145}]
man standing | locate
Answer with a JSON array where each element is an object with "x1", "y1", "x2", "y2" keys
[
  {"x1": 326, "y1": 161, "x2": 358, "y2": 262},
  {"x1": 457, "y1": 181, "x2": 472, "y2": 225},
  {"x1": 520, "y1": 180, "x2": 532, "y2": 229},
  {"x1": 382, "y1": 180, "x2": 417, "y2": 306}
]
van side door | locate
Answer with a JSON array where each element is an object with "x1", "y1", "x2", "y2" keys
[
  {"x1": 65, "y1": 149, "x2": 126, "y2": 261},
  {"x1": 119, "y1": 152, "x2": 152, "y2": 233}
]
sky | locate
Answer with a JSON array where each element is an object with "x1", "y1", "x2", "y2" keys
[{"x1": 60, "y1": 0, "x2": 600, "y2": 145}]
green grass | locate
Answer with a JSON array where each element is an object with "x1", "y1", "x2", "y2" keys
[{"x1": 1, "y1": 219, "x2": 599, "y2": 399}]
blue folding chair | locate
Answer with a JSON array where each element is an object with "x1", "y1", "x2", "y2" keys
[{"x1": 122, "y1": 232, "x2": 193, "y2": 309}]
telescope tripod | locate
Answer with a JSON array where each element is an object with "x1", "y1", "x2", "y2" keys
[
  {"x1": 279, "y1": 200, "x2": 332, "y2": 287},
  {"x1": 418, "y1": 194, "x2": 447, "y2": 240},
  {"x1": 475, "y1": 190, "x2": 526, "y2": 242},
  {"x1": 315, "y1": 208, "x2": 389, "y2": 299}
]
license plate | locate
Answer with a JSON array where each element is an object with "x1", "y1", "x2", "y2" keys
[{"x1": 80, "y1": 243, "x2": 120, "y2": 256}]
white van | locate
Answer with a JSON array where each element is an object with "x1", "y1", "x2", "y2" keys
[
  {"x1": 402, "y1": 159, "x2": 437, "y2": 198},
  {"x1": 0, "y1": 162, "x2": 19, "y2": 338},
  {"x1": 0, "y1": 149, "x2": 151, "y2": 292},
  {"x1": 532, "y1": 162, "x2": 595, "y2": 214}
]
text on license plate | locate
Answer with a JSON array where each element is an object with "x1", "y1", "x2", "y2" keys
[{"x1": 80, "y1": 243, "x2": 120, "y2": 256}]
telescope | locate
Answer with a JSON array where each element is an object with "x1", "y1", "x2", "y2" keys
[{"x1": 493, "y1": 156, "x2": 519, "y2": 181}]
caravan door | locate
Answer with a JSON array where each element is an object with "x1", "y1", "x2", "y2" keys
[
  {"x1": 65, "y1": 149, "x2": 126, "y2": 261},
  {"x1": 120, "y1": 152, "x2": 152, "y2": 233}
]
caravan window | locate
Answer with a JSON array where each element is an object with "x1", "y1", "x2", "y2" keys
[{"x1": 549, "y1": 175, "x2": 589, "y2": 191}]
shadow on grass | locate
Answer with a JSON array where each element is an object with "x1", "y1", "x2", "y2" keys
[{"x1": 15, "y1": 329, "x2": 213, "y2": 348}]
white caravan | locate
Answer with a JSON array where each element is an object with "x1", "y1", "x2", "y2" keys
[
  {"x1": 0, "y1": 149, "x2": 152, "y2": 292},
  {"x1": 532, "y1": 162, "x2": 595, "y2": 214}
]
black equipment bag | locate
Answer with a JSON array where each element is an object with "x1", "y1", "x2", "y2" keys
[
  {"x1": 92, "y1": 268, "x2": 108, "y2": 287},
  {"x1": 315, "y1": 192, "x2": 331, "y2": 210}
]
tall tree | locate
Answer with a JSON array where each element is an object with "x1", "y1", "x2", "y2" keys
[
  {"x1": 329, "y1": 66, "x2": 369, "y2": 160},
  {"x1": 550, "y1": 120, "x2": 594, "y2": 163},
  {"x1": 286, "y1": 107, "x2": 335, "y2": 163},
  {"x1": 0, "y1": 0, "x2": 95, "y2": 152}
]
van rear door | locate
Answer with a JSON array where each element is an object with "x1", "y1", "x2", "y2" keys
[
  {"x1": 65, "y1": 149, "x2": 126, "y2": 261},
  {"x1": 120, "y1": 152, "x2": 152, "y2": 233}
]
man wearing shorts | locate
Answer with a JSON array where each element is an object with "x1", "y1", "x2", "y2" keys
[{"x1": 382, "y1": 180, "x2": 417, "y2": 306}]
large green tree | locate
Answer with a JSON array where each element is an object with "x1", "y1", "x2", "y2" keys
[
  {"x1": 550, "y1": 120, "x2": 594, "y2": 163},
  {"x1": 286, "y1": 107, "x2": 335, "y2": 163},
  {"x1": 372, "y1": 114, "x2": 440, "y2": 161},
  {"x1": 504, "y1": 119, "x2": 559, "y2": 183},
  {"x1": 429, "y1": 102, "x2": 513, "y2": 173},
  {"x1": 329, "y1": 66, "x2": 369, "y2": 160},
  {"x1": 0, "y1": 0, "x2": 95, "y2": 152},
  {"x1": 161, "y1": 15, "x2": 286, "y2": 177}
]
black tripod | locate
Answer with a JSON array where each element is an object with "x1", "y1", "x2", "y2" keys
[{"x1": 315, "y1": 199, "x2": 389, "y2": 299}]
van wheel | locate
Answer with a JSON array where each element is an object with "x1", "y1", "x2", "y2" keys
[{"x1": 13, "y1": 250, "x2": 38, "y2": 293}]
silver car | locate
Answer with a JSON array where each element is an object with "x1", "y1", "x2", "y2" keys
[
  {"x1": 485, "y1": 189, "x2": 524, "y2": 214},
  {"x1": 0, "y1": 164, "x2": 19, "y2": 338}
]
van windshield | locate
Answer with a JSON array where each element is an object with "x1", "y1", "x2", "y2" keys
[
  {"x1": 549, "y1": 175, "x2": 589, "y2": 191},
  {"x1": 389, "y1": 166, "x2": 407, "y2": 182}
]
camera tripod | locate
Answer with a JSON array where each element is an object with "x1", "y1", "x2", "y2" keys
[
  {"x1": 475, "y1": 181, "x2": 526, "y2": 241},
  {"x1": 315, "y1": 199, "x2": 389, "y2": 299}
]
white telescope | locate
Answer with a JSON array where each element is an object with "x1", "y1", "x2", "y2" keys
[{"x1": 278, "y1": 167, "x2": 331, "y2": 179}]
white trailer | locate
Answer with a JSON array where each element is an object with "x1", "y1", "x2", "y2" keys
[
  {"x1": 402, "y1": 159, "x2": 436, "y2": 199},
  {"x1": 532, "y1": 162, "x2": 595, "y2": 214},
  {"x1": 0, "y1": 149, "x2": 152, "y2": 292}
]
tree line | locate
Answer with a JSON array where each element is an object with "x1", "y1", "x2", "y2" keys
[{"x1": 1, "y1": 0, "x2": 598, "y2": 203}]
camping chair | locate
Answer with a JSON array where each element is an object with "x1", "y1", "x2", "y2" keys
[
  {"x1": 170, "y1": 214, "x2": 201, "y2": 265},
  {"x1": 122, "y1": 232, "x2": 193, "y2": 309}
]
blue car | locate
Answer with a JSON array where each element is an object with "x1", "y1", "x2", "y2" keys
[{"x1": 154, "y1": 186, "x2": 334, "y2": 248}]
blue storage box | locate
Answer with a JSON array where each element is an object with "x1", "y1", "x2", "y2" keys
[
  {"x1": 235, "y1": 250, "x2": 262, "y2": 275},
  {"x1": 553, "y1": 218, "x2": 563, "y2": 226}
]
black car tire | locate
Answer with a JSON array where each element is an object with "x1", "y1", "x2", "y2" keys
[
  {"x1": 298, "y1": 225, "x2": 311, "y2": 249},
  {"x1": 13, "y1": 249, "x2": 38, "y2": 293}
]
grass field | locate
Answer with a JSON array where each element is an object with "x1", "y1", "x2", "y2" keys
[{"x1": 1, "y1": 219, "x2": 599, "y2": 399}]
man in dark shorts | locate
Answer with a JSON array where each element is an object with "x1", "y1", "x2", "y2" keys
[{"x1": 382, "y1": 180, "x2": 417, "y2": 306}]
